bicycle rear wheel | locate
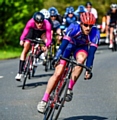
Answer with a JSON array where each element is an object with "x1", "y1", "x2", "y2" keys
[
  {"x1": 45, "y1": 56, "x2": 49, "y2": 72},
  {"x1": 112, "y1": 40, "x2": 117, "y2": 51}
]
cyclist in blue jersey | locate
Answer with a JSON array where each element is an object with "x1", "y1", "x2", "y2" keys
[
  {"x1": 48, "y1": 7, "x2": 63, "y2": 49},
  {"x1": 74, "y1": 5, "x2": 86, "y2": 23},
  {"x1": 64, "y1": 6, "x2": 77, "y2": 27},
  {"x1": 37, "y1": 12, "x2": 100, "y2": 113}
]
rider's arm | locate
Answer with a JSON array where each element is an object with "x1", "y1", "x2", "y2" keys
[
  {"x1": 55, "y1": 23, "x2": 77, "y2": 59},
  {"x1": 86, "y1": 27, "x2": 100, "y2": 69},
  {"x1": 106, "y1": 10, "x2": 111, "y2": 26},
  {"x1": 44, "y1": 20, "x2": 52, "y2": 47},
  {"x1": 20, "y1": 18, "x2": 34, "y2": 41}
]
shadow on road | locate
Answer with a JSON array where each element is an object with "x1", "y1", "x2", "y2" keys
[
  {"x1": 34, "y1": 73, "x2": 53, "y2": 78},
  {"x1": 17, "y1": 73, "x2": 53, "y2": 89},
  {"x1": 17, "y1": 81, "x2": 48, "y2": 90},
  {"x1": 62, "y1": 115, "x2": 108, "y2": 120},
  {"x1": 17, "y1": 82, "x2": 47, "y2": 89}
]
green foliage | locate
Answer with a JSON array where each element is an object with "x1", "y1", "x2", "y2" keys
[
  {"x1": 0, "y1": 0, "x2": 117, "y2": 49},
  {"x1": 0, "y1": 0, "x2": 44, "y2": 48},
  {"x1": 43, "y1": 0, "x2": 117, "y2": 22}
]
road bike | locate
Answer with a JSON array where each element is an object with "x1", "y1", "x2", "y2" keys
[
  {"x1": 45, "y1": 43, "x2": 54, "y2": 72},
  {"x1": 43, "y1": 55, "x2": 91, "y2": 120},
  {"x1": 22, "y1": 38, "x2": 45, "y2": 89}
]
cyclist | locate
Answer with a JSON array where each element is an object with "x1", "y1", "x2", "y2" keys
[
  {"x1": 105, "y1": 3, "x2": 117, "y2": 48},
  {"x1": 48, "y1": 7, "x2": 63, "y2": 49},
  {"x1": 85, "y1": 1, "x2": 98, "y2": 23},
  {"x1": 40, "y1": 8, "x2": 50, "y2": 20},
  {"x1": 64, "y1": 6, "x2": 77, "y2": 27},
  {"x1": 15, "y1": 12, "x2": 52, "y2": 81},
  {"x1": 37, "y1": 12, "x2": 100, "y2": 113},
  {"x1": 74, "y1": 5, "x2": 86, "y2": 23}
]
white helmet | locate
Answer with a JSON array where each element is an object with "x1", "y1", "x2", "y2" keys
[
  {"x1": 40, "y1": 9, "x2": 50, "y2": 19},
  {"x1": 110, "y1": 4, "x2": 117, "y2": 9}
]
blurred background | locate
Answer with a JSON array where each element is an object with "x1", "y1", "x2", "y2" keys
[{"x1": 0, "y1": 0, "x2": 116, "y2": 51}]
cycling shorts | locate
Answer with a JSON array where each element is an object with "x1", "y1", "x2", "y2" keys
[
  {"x1": 24, "y1": 28, "x2": 46, "y2": 42},
  {"x1": 60, "y1": 43, "x2": 88, "y2": 65}
]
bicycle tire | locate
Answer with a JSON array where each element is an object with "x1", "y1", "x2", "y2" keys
[
  {"x1": 22, "y1": 61, "x2": 30, "y2": 89},
  {"x1": 32, "y1": 66, "x2": 37, "y2": 77},
  {"x1": 112, "y1": 40, "x2": 117, "y2": 51},
  {"x1": 45, "y1": 59, "x2": 49, "y2": 72},
  {"x1": 22, "y1": 54, "x2": 32, "y2": 89},
  {"x1": 43, "y1": 101, "x2": 53, "y2": 120}
]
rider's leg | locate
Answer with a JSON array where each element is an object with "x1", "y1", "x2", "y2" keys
[
  {"x1": 65, "y1": 50, "x2": 87, "y2": 102},
  {"x1": 69, "y1": 50, "x2": 88, "y2": 89},
  {"x1": 43, "y1": 63, "x2": 66, "y2": 102},
  {"x1": 19, "y1": 41, "x2": 31, "y2": 73},
  {"x1": 109, "y1": 27, "x2": 114, "y2": 48},
  {"x1": 105, "y1": 25, "x2": 109, "y2": 43},
  {"x1": 37, "y1": 63, "x2": 66, "y2": 113},
  {"x1": 15, "y1": 41, "x2": 31, "y2": 80}
]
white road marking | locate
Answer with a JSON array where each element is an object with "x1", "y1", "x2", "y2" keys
[{"x1": 0, "y1": 76, "x2": 3, "y2": 78}]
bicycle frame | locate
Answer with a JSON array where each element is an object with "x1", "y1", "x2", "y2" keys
[
  {"x1": 22, "y1": 38, "x2": 45, "y2": 89},
  {"x1": 44, "y1": 55, "x2": 91, "y2": 120}
]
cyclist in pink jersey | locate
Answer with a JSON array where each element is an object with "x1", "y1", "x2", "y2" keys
[{"x1": 15, "y1": 12, "x2": 52, "y2": 81}]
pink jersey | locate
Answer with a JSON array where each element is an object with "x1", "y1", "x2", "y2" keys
[{"x1": 20, "y1": 18, "x2": 52, "y2": 47}]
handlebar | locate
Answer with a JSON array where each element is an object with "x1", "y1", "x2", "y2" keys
[
  {"x1": 24, "y1": 38, "x2": 45, "y2": 45},
  {"x1": 60, "y1": 55, "x2": 91, "y2": 73}
]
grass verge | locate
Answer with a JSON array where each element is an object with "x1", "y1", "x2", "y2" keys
[{"x1": 0, "y1": 48, "x2": 22, "y2": 60}]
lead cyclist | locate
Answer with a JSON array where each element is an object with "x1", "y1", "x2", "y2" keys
[{"x1": 37, "y1": 12, "x2": 100, "y2": 113}]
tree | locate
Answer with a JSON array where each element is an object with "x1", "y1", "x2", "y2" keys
[{"x1": 0, "y1": 0, "x2": 44, "y2": 48}]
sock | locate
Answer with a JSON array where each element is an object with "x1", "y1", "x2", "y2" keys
[
  {"x1": 110, "y1": 39, "x2": 113, "y2": 44},
  {"x1": 42, "y1": 93, "x2": 50, "y2": 102},
  {"x1": 18, "y1": 60, "x2": 25, "y2": 74},
  {"x1": 68, "y1": 79, "x2": 76, "y2": 90}
]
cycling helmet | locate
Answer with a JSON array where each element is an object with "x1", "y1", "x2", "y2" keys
[
  {"x1": 40, "y1": 9, "x2": 50, "y2": 19},
  {"x1": 77, "y1": 5, "x2": 86, "y2": 13},
  {"x1": 49, "y1": 9, "x2": 58, "y2": 16},
  {"x1": 48, "y1": 7, "x2": 59, "y2": 16},
  {"x1": 67, "y1": 6, "x2": 74, "y2": 14},
  {"x1": 85, "y1": 2, "x2": 92, "y2": 7},
  {"x1": 110, "y1": 4, "x2": 117, "y2": 9},
  {"x1": 33, "y1": 12, "x2": 44, "y2": 23},
  {"x1": 80, "y1": 12, "x2": 96, "y2": 25}
]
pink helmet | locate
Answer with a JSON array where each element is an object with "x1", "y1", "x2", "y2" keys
[{"x1": 80, "y1": 12, "x2": 96, "y2": 25}]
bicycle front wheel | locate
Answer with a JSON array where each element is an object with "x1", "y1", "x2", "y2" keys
[{"x1": 22, "y1": 54, "x2": 32, "y2": 89}]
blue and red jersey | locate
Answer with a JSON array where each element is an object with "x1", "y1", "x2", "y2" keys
[{"x1": 55, "y1": 22, "x2": 100, "y2": 68}]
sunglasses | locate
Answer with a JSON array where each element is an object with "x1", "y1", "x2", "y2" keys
[
  {"x1": 35, "y1": 21, "x2": 43, "y2": 24},
  {"x1": 51, "y1": 15, "x2": 56, "y2": 17},
  {"x1": 82, "y1": 23, "x2": 93, "y2": 28}
]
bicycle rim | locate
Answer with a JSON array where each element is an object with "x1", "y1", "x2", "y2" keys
[
  {"x1": 32, "y1": 66, "x2": 37, "y2": 77},
  {"x1": 45, "y1": 59, "x2": 49, "y2": 72},
  {"x1": 22, "y1": 66, "x2": 29, "y2": 89},
  {"x1": 44, "y1": 105, "x2": 53, "y2": 120},
  {"x1": 22, "y1": 54, "x2": 32, "y2": 89}
]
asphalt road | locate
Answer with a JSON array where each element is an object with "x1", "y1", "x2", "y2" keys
[{"x1": 0, "y1": 44, "x2": 117, "y2": 120}]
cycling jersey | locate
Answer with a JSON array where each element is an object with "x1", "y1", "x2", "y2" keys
[
  {"x1": 107, "y1": 9, "x2": 117, "y2": 23},
  {"x1": 86, "y1": 7, "x2": 98, "y2": 19},
  {"x1": 55, "y1": 22, "x2": 100, "y2": 68},
  {"x1": 20, "y1": 18, "x2": 52, "y2": 47},
  {"x1": 65, "y1": 14, "x2": 77, "y2": 27}
]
